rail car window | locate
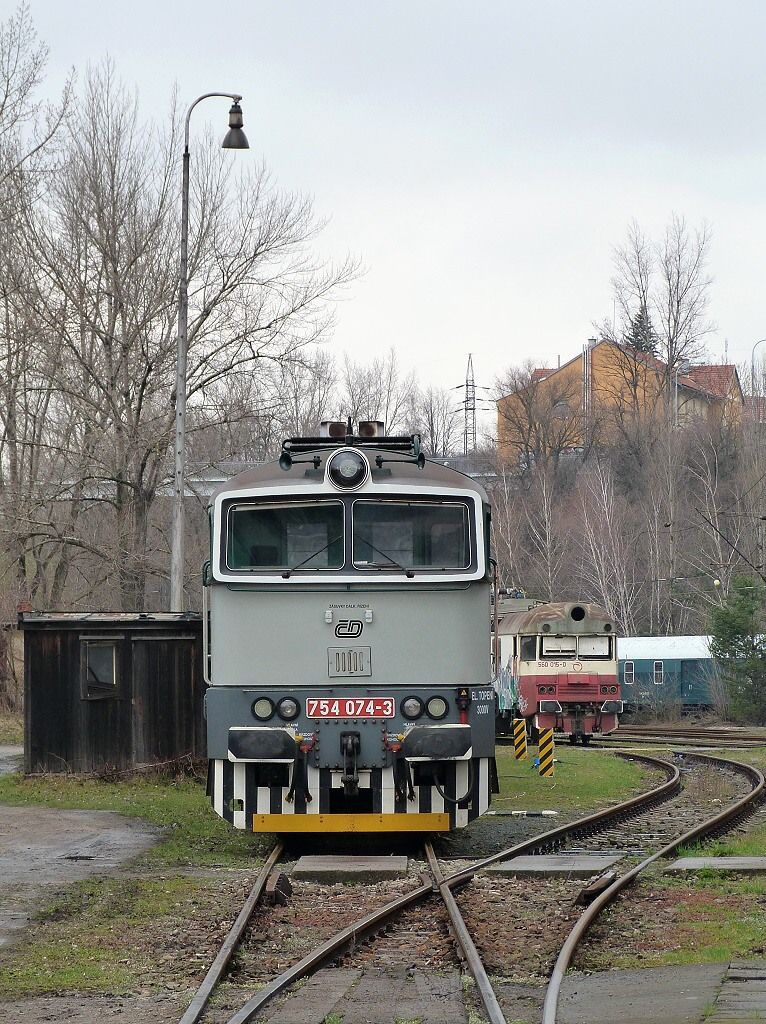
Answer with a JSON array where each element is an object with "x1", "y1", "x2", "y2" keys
[
  {"x1": 520, "y1": 635, "x2": 537, "y2": 660},
  {"x1": 226, "y1": 501, "x2": 344, "y2": 570},
  {"x1": 81, "y1": 639, "x2": 120, "y2": 699},
  {"x1": 623, "y1": 661, "x2": 634, "y2": 685},
  {"x1": 653, "y1": 661, "x2": 664, "y2": 685},
  {"x1": 352, "y1": 501, "x2": 470, "y2": 569}
]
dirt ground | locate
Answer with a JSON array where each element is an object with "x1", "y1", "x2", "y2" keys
[{"x1": 0, "y1": 748, "x2": 182, "y2": 1023}]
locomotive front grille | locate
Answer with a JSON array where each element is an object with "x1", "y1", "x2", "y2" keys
[{"x1": 564, "y1": 684, "x2": 599, "y2": 697}]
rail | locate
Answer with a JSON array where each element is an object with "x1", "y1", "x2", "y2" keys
[{"x1": 541, "y1": 752, "x2": 765, "y2": 1024}]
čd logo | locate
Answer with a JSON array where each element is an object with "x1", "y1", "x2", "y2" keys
[{"x1": 335, "y1": 620, "x2": 363, "y2": 638}]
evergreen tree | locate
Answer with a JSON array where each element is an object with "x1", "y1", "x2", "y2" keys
[
  {"x1": 709, "y1": 577, "x2": 766, "y2": 724},
  {"x1": 623, "y1": 303, "x2": 659, "y2": 355}
]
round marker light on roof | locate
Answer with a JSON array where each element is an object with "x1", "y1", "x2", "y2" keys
[
  {"x1": 251, "y1": 697, "x2": 275, "y2": 721},
  {"x1": 328, "y1": 449, "x2": 367, "y2": 489}
]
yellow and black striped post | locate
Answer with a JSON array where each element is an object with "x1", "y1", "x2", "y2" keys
[
  {"x1": 538, "y1": 728, "x2": 555, "y2": 777},
  {"x1": 513, "y1": 718, "x2": 528, "y2": 760}
]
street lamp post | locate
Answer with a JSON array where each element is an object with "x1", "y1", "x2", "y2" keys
[
  {"x1": 170, "y1": 93, "x2": 249, "y2": 612},
  {"x1": 751, "y1": 338, "x2": 766, "y2": 404}
]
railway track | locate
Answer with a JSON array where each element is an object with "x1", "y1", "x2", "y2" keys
[
  {"x1": 178, "y1": 750, "x2": 764, "y2": 1024},
  {"x1": 497, "y1": 723, "x2": 766, "y2": 748},
  {"x1": 614, "y1": 723, "x2": 766, "y2": 742}
]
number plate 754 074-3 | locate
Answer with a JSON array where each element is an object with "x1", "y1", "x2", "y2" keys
[{"x1": 306, "y1": 697, "x2": 394, "y2": 719}]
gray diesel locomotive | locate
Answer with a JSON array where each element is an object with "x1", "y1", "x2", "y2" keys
[{"x1": 204, "y1": 422, "x2": 498, "y2": 833}]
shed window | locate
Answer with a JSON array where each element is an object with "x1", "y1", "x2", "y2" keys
[
  {"x1": 520, "y1": 635, "x2": 537, "y2": 660},
  {"x1": 653, "y1": 660, "x2": 664, "y2": 686},
  {"x1": 623, "y1": 661, "x2": 634, "y2": 685},
  {"x1": 81, "y1": 640, "x2": 119, "y2": 699}
]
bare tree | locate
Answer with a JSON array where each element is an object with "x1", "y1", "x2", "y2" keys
[
  {"x1": 338, "y1": 348, "x2": 415, "y2": 432},
  {"x1": 409, "y1": 384, "x2": 460, "y2": 456},
  {"x1": 13, "y1": 64, "x2": 356, "y2": 611},
  {"x1": 574, "y1": 460, "x2": 642, "y2": 634},
  {"x1": 496, "y1": 360, "x2": 585, "y2": 476},
  {"x1": 611, "y1": 215, "x2": 714, "y2": 372},
  {"x1": 0, "y1": 4, "x2": 71, "y2": 190}
]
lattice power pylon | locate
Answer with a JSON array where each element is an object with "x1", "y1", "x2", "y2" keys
[{"x1": 464, "y1": 353, "x2": 477, "y2": 455}]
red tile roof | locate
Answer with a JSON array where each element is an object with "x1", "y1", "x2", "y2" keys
[
  {"x1": 684, "y1": 364, "x2": 736, "y2": 398},
  {"x1": 531, "y1": 368, "x2": 555, "y2": 382}
]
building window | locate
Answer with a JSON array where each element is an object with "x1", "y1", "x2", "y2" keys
[
  {"x1": 653, "y1": 660, "x2": 664, "y2": 686},
  {"x1": 624, "y1": 661, "x2": 634, "y2": 685},
  {"x1": 81, "y1": 639, "x2": 120, "y2": 699}
]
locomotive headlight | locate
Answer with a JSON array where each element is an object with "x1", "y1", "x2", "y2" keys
[
  {"x1": 328, "y1": 449, "x2": 368, "y2": 489},
  {"x1": 277, "y1": 697, "x2": 300, "y2": 721},
  {"x1": 401, "y1": 696, "x2": 424, "y2": 719},
  {"x1": 251, "y1": 697, "x2": 275, "y2": 721},
  {"x1": 426, "y1": 696, "x2": 448, "y2": 720}
]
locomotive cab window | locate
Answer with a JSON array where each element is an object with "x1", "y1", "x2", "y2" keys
[
  {"x1": 520, "y1": 635, "x2": 537, "y2": 660},
  {"x1": 541, "y1": 635, "x2": 577, "y2": 657},
  {"x1": 81, "y1": 639, "x2": 120, "y2": 699},
  {"x1": 352, "y1": 500, "x2": 470, "y2": 570},
  {"x1": 578, "y1": 636, "x2": 612, "y2": 658},
  {"x1": 226, "y1": 501, "x2": 344, "y2": 571}
]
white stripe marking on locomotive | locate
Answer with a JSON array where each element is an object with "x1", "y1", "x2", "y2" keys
[
  {"x1": 233, "y1": 763, "x2": 246, "y2": 829},
  {"x1": 431, "y1": 785, "x2": 444, "y2": 814},
  {"x1": 257, "y1": 786, "x2": 270, "y2": 815},
  {"x1": 213, "y1": 761, "x2": 224, "y2": 817},
  {"x1": 381, "y1": 769, "x2": 395, "y2": 813},
  {"x1": 454, "y1": 762, "x2": 469, "y2": 828},
  {"x1": 306, "y1": 766, "x2": 321, "y2": 812}
]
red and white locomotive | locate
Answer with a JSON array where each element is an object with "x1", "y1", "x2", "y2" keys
[{"x1": 495, "y1": 600, "x2": 622, "y2": 744}]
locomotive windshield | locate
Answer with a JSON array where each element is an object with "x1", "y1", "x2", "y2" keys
[
  {"x1": 352, "y1": 500, "x2": 470, "y2": 569},
  {"x1": 540, "y1": 634, "x2": 612, "y2": 659},
  {"x1": 226, "y1": 501, "x2": 344, "y2": 570}
]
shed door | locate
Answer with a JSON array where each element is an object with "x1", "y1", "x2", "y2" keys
[{"x1": 131, "y1": 635, "x2": 197, "y2": 764}]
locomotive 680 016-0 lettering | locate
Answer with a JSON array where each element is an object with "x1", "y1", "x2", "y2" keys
[{"x1": 204, "y1": 421, "x2": 498, "y2": 833}]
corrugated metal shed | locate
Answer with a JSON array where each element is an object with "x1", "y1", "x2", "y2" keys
[
  {"x1": 21, "y1": 613, "x2": 205, "y2": 773},
  {"x1": 618, "y1": 635, "x2": 712, "y2": 661}
]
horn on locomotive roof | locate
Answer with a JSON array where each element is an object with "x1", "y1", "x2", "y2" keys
[{"x1": 279, "y1": 422, "x2": 425, "y2": 470}]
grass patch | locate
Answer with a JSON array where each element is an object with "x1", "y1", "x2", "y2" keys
[
  {"x1": 0, "y1": 874, "x2": 217, "y2": 996},
  {"x1": 0, "y1": 772, "x2": 272, "y2": 867},
  {"x1": 0, "y1": 941, "x2": 133, "y2": 995},
  {"x1": 581, "y1": 873, "x2": 766, "y2": 971},
  {"x1": 493, "y1": 744, "x2": 656, "y2": 813},
  {"x1": 0, "y1": 710, "x2": 23, "y2": 745}
]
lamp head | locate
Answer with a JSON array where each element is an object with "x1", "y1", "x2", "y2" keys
[{"x1": 222, "y1": 101, "x2": 249, "y2": 149}]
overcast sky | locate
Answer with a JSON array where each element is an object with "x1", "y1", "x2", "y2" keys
[{"x1": 27, "y1": 0, "x2": 766, "y2": 401}]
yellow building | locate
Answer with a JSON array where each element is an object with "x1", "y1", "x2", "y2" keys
[{"x1": 496, "y1": 340, "x2": 742, "y2": 465}]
